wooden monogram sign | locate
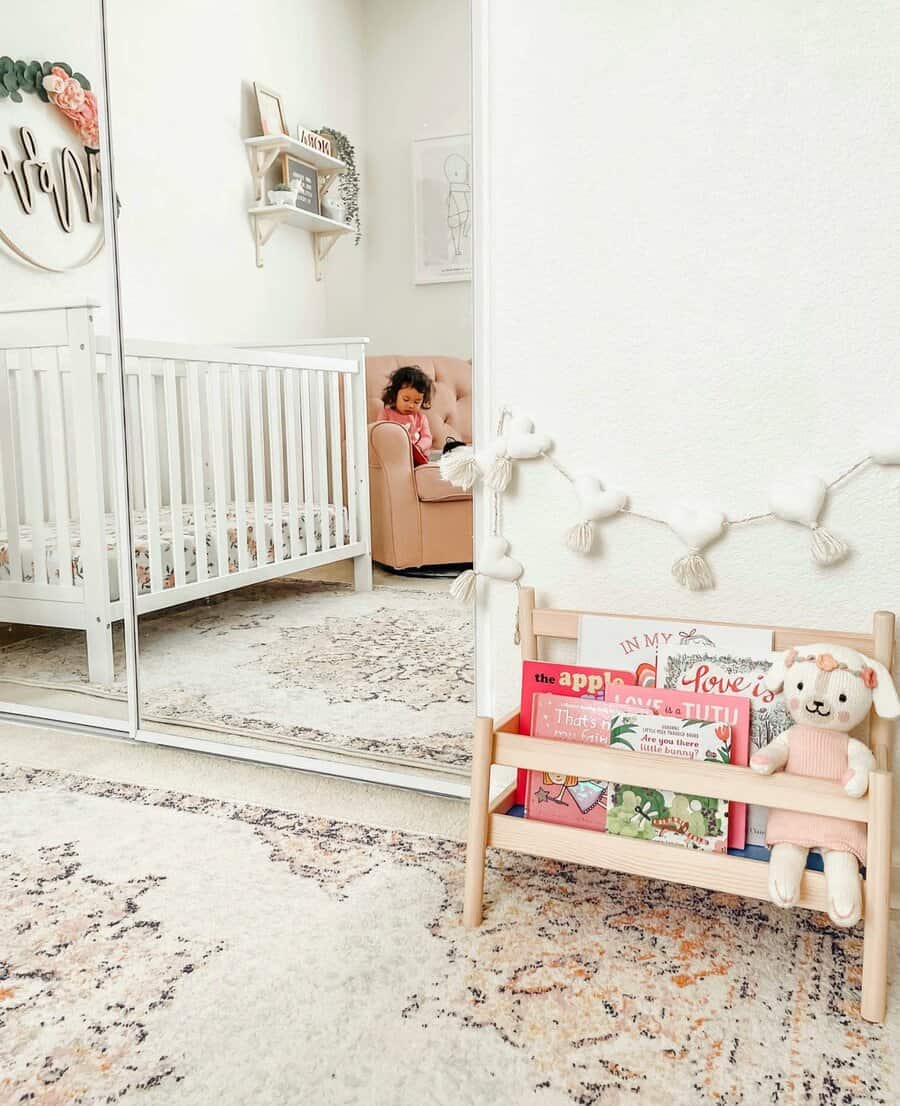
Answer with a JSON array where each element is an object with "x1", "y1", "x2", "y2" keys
[
  {"x1": 0, "y1": 125, "x2": 103, "y2": 271},
  {"x1": 298, "y1": 127, "x2": 332, "y2": 157}
]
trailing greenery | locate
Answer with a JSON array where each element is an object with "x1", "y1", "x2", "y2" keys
[
  {"x1": 319, "y1": 125, "x2": 361, "y2": 245},
  {"x1": 0, "y1": 57, "x2": 90, "y2": 103}
]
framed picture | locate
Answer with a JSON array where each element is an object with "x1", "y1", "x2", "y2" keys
[
  {"x1": 254, "y1": 83, "x2": 288, "y2": 137},
  {"x1": 411, "y1": 133, "x2": 472, "y2": 284},
  {"x1": 281, "y1": 155, "x2": 319, "y2": 214}
]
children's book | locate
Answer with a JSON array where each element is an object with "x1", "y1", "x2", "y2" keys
[
  {"x1": 516, "y1": 661, "x2": 635, "y2": 804},
  {"x1": 605, "y1": 686, "x2": 750, "y2": 848},
  {"x1": 657, "y1": 648, "x2": 791, "y2": 846},
  {"x1": 576, "y1": 615, "x2": 773, "y2": 688},
  {"x1": 523, "y1": 695, "x2": 652, "y2": 832},
  {"x1": 606, "y1": 783, "x2": 728, "y2": 852},
  {"x1": 603, "y1": 710, "x2": 731, "y2": 852}
]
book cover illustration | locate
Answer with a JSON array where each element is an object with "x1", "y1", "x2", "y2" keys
[
  {"x1": 606, "y1": 783, "x2": 728, "y2": 852},
  {"x1": 523, "y1": 695, "x2": 653, "y2": 832},
  {"x1": 516, "y1": 661, "x2": 636, "y2": 804},
  {"x1": 606, "y1": 711, "x2": 733, "y2": 761},
  {"x1": 657, "y1": 649, "x2": 792, "y2": 846},
  {"x1": 576, "y1": 615, "x2": 773, "y2": 688},
  {"x1": 605, "y1": 685, "x2": 750, "y2": 848}
]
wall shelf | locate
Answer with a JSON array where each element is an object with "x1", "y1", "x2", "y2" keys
[
  {"x1": 248, "y1": 204, "x2": 354, "y2": 277},
  {"x1": 244, "y1": 135, "x2": 350, "y2": 276}
]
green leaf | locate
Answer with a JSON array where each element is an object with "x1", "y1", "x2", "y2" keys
[
  {"x1": 36, "y1": 84, "x2": 49, "y2": 103},
  {"x1": 42, "y1": 61, "x2": 52, "y2": 76},
  {"x1": 0, "y1": 84, "x2": 8, "y2": 100},
  {"x1": 15, "y1": 59, "x2": 26, "y2": 76},
  {"x1": 21, "y1": 75, "x2": 35, "y2": 92},
  {"x1": 53, "y1": 61, "x2": 73, "y2": 76},
  {"x1": 73, "y1": 72, "x2": 91, "y2": 90},
  {"x1": 0, "y1": 57, "x2": 13, "y2": 73},
  {"x1": 9, "y1": 89, "x2": 22, "y2": 103},
  {"x1": 3, "y1": 71, "x2": 17, "y2": 92}
]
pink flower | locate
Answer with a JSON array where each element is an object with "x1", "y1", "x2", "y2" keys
[
  {"x1": 56, "y1": 77, "x2": 86, "y2": 113},
  {"x1": 42, "y1": 73, "x2": 66, "y2": 95},
  {"x1": 816, "y1": 653, "x2": 838, "y2": 672},
  {"x1": 784, "y1": 648, "x2": 798, "y2": 669},
  {"x1": 861, "y1": 667, "x2": 878, "y2": 689}
]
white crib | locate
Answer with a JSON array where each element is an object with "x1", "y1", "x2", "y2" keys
[{"x1": 0, "y1": 300, "x2": 372, "y2": 686}]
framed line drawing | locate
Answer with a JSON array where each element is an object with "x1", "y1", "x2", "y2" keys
[{"x1": 411, "y1": 133, "x2": 472, "y2": 283}]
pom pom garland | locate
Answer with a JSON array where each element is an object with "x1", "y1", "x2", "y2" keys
[
  {"x1": 439, "y1": 446, "x2": 480, "y2": 490},
  {"x1": 672, "y1": 550, "x2": 715, "y2": 591},
  {"x1": 565, "y1": 519, "x2": 595, "y2": 553}
]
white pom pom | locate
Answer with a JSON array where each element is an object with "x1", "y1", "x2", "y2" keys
[
  {"x1": 565, "y1": 519, "x2": 594, "y2": 553},
  {"x1": 484, "y1": 454, "x2": 512, "y2": 492},
  {"x1": 672, "y1": 551, "x2": 715, "y2": 591},
  {"x1": 439, "y1": 446, "x2": 479, "y2": 490},
  {"x1": 809, "y1": 525, "x2": 849, "y2": 566},
  {"x1": 449, "y1": 568, "x2": 478, "y2": 602}
]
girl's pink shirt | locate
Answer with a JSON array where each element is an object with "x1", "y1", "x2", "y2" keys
[{"x1": 380, "y1": 406, "x2": 433, "y2": 453}]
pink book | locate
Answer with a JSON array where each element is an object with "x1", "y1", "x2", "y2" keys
[
  {"x1": 523, "y1": 695, "x2": 652, "y2": 832},
  {"x1": 516, "y1": 661, "x2": 635, "y2": 804},
  {"x1": 606, "y1": 686, "x2": 751, "y2": 849}
]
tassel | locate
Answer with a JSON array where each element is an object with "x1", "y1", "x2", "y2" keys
[
  {"x1": 439, "y1": 446, "x2": 480, "y2": 490},
  {"x1": 672, "y1": 551, "x2": 714, "y2": 591},
  {"x1": 565, "y1": 519, "x2": 594, "y2": 553},
  {"x1": 449, "y1": 568, "x2": 478, "y2": 602},
  {"x1": 484, "y1": 454, "x2": 512, "y2": 492},
  {"x1": 809, "y1": 524, "x2": 849, "y2": 566}
]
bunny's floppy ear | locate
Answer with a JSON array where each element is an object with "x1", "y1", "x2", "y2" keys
[
  {"x1": 863, "y1": 656, "x2": 900, "y2": 719},
  {"x1": 764, "y1": 647, "x2": 796, "y2": 694}
]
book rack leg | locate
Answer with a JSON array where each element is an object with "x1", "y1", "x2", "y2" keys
[
  {"x1": 463, "y1": 716, "x2": 494, "y2": 928},
  {"x1": 861, "y1": 770, "x2": 892, "y2": 1023}
]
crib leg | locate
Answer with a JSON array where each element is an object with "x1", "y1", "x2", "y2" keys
[
  {"x1": 463, "y1": 715, "x2": 494, "y2": 928},
  {"x1": 861, "y1": 770, "x2": 892, "y2": 1022},
  {"x1": 86, "y1": 618, "x2": 115, "y2": 686},
  {"x1": 353, "y1": 553, "x2": 373, "y2": 592}
]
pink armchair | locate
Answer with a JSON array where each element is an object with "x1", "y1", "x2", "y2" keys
[{"x1": 366, "y1": 355, "x2": 473, "y2": 569}]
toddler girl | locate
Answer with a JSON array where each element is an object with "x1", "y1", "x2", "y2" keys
[{"x1": 380, "y1": 365, "x2": 434, "y2": 455}]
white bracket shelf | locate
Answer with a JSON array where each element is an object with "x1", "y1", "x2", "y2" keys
[{"x1": 244, "y1": 135, "x2": 351, "y2": 276}]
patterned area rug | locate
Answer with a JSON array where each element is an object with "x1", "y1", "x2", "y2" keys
[
  {"x1": 0, "y1": 581, "x2": 473, "y2": 773},
  {"x1": 2, "y1": 762, "x2": 896, "y2": 1105}
]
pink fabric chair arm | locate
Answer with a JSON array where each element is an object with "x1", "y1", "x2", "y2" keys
[{"x1": 367, "y1": 421, "x2": 423, "y2": 568}]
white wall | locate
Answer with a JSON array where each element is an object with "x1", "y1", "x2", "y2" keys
[
  {"x1": 0, "y1": 4, "x2": 115, "y2": 311},
  {"x1": 361, "y1": 0, "x2": 472, "y2": 356},
  {"x1": 106, "y1": 0, "x2": 367, "y2": 344},
  {"x1": 482, "y1": 3, "x2": 900, "y2": 831}
]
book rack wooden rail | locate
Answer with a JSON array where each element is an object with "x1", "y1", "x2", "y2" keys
[{"x1": 463, "y1": 587, "x2": 896, "y2": 1023}]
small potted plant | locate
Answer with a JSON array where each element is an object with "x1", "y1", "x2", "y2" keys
[{"x1": 268, "y1": 182, "x2": 296, "y2": 207}]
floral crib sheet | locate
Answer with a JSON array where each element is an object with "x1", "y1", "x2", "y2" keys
[{"x1": 0, "y1": 502, "x2": 350, "y2": 599}]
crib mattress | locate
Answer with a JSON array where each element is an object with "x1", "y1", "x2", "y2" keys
[{"x1": 0, "y1": 502, "x2": 351, "y2": 599}]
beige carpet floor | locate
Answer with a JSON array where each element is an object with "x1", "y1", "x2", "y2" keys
[
  {"x1": 0, "y1": 578, "x2": 474, "y2": 776},
  {"x1": 1, "y1": 737, "x2": 896, "y2": 1106}
]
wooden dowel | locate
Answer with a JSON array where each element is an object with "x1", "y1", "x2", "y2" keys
[
  {"x1": 518, "y1": 585, "x2": 537, "y2": 661},
  {"x1": 869, "y1": 610, "x2": 895, "y2": 772},
  {"x1": 463, "y1": 715, "x2": 495, "y2": 928},
  {"x1": 861, "y1": 770, "x2": 893, "y2": 1023}
]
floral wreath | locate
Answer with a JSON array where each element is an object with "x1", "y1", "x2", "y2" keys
[{"x1": 0, "y1": 57, "x2": 99, "y2": 150}]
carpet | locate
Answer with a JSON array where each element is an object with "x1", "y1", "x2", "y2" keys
[
  {"x1": 1, "y1": 762, "x2": 896, "y2": 1105},
  {"x1": 0, "y1": 580, "x2": 474, "y2": 774}
]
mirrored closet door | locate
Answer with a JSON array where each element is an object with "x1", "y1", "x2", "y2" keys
[
  {"x1": 105, "y1": 0, "x2": 475, "y2": 792},
  {"x1": 0, "y1": 1, "x2": 136, "y2": 731}
]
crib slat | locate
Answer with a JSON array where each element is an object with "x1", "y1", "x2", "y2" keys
[
  {"x1": 163, "y1": 359, "x2": 186, "y2": 588},
  {"x1": 0, "y1": 352, "x2": 23, "y2": 582},
  {"x1": 230, "y1": 364, "x2": 249, "y2": 572},
  {"x1": 248, "y1": 367, "x2": 267, "y2": 568},
  {"x1": 186, "y1": 362, "x2": 209, "y2": 582},
  {"x1": 343, "y1": 371, "x2": 359, "y2": 545},
  {"x1": 138, "y1": 357, "x2": 164, "y2": 593},
  {"x1": 267, "y1": 366, "x2": 284, "y2": 563},
  {"x1": 299, "y1": 370, "x2": 315, "y2": 554},
  {"x1": 314, "y1": 373, "x2": 331, "y2": 552},
  {"x1": 45, "y1": 350, "x2": 73, "y2": 587},
  {"x1": 18, "y1": 351, "x2": 48, "y2": 584},
  {"x1": 328, "y1": 373, "x2": 345, "y2": 547},
  {"x1": 125, "y1": 371, "x2": 145, "y2": 513},
  {"x1": 208, "y1": 365, "x2": 230, "y2": 578},
  {"x1": 283, "y1": 370, "x2": 301, "y2": 558}
]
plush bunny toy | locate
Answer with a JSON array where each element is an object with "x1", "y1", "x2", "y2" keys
[{"x1": 750, "y1": 644, "x2": 900, "y2": 927}]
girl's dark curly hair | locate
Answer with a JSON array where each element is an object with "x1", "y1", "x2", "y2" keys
[{"x1": 381, "y1": 365, "x2": 433, "y2": 410}]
